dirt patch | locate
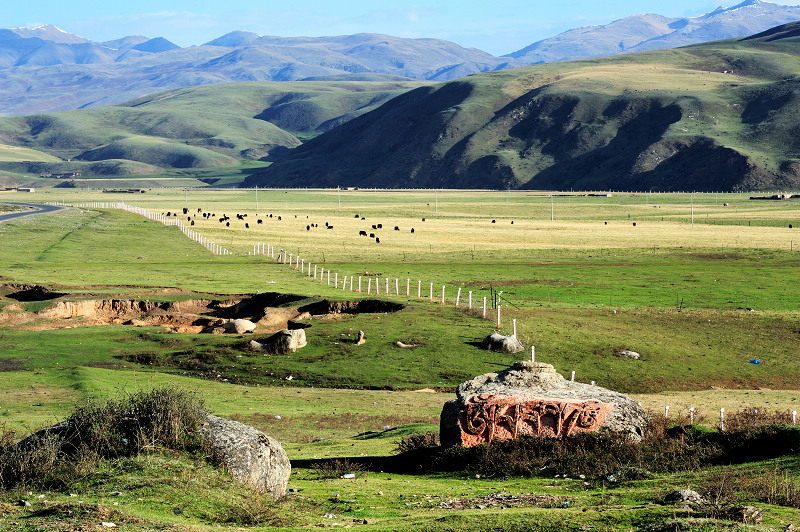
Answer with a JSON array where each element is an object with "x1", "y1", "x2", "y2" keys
[
  {"x1": 25, "y1": 502, "x2": 148, "y2": 530},
  {"x1": 438, "y1": 492, "x2": 569, "y2": 510},
  {"x1": 0, "y1": 358, "x2": 27, "y2": 372}
]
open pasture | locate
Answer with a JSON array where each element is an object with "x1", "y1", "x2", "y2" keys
[
  {"x1": 37, "y1": 188, "x2": 800, "y2": 258},
  {"x1": 2, "y1": 187, "x2": 799, "y2": 392},
  {"x1": 3, "y1": 188, "x2": 800, "y2": 530}
]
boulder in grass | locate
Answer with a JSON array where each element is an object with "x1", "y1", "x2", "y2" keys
[
  {"x1": 440, "y1": 361, "x2": 649, "y2": 447},
  {"x1": 482, "y1": 332, "x2": 524, "y2": 353},
  {"x1": 201, "y1": 414, "x2": 290, "y2": 498},
  {"x1": 222, "y1": 319, "x2": 257, "y2": 334},
  {"x1": 250, "y1": 329, "x2": 307, "y2": 354}
]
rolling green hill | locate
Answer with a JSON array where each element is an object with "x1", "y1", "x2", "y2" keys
[
  {"x1": 0, "y1": 79, "x2": 426, "y2": 179},
  {"x1": 248, "y1": 22, "x2": 800, "y2": 192}
]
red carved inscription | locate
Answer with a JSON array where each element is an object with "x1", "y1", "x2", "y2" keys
[{"x1": 457, "y1": 393, "x2": 613, "y2": 447}]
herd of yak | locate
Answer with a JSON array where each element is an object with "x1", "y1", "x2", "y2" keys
[{"x1": 160, "y1": 207, "x2": 419, "y2": 244}]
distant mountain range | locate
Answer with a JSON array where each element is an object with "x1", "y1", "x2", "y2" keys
[
  {"x1": 2, "y1": 0, "x2": 799, "y2": 116},
  {"x1": 506, "y1": 0, "x2": 800, "y2": 63},
  {"x1": 2, "y1": 20, "x2": 800, "y2": 192}
]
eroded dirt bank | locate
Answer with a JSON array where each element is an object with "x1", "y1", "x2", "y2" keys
[{"x1": 0, "y1": 284, "x2": 404, "y2": 333}]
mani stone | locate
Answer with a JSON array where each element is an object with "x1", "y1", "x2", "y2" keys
[
  {"x1": 440, "y1": 361, "x2": 649, "y2": 447},
  {"x1": 483, "y1": 332, "x2": 524, "y2": 353},
  {"x1": 250, "y1": 329, "x2": 307, "y2": 354},
  {"x1": 201, "y1": 414, "x2": 290, "y2": 498}
]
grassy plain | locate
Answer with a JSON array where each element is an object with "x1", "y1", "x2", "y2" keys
[{"x1": 2, "y1": 188, "x2": 800, "y2": 530}]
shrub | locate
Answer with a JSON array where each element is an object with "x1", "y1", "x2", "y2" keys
[
  {"x1": 703, "y1": 467, "x2": 800, "y2": 508},
  {"x1": 394, "y1": 431, "x2": 438, "y2": 454},
  {"x1": 0, "y1": 386, "x2": 207, "y2": 489},
  {"x1": 311, "y1": 458, "x2": 366, "y2": 479},
  {"x1": 413, "y1": 412, "x2": 800, "y2": 480}
]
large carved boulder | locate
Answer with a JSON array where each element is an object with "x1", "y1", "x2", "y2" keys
[
  {"x1": 440, "y1": 361, "x2": 649, "y2": 447},
  {"x1": 201, "y1": 414, "x2": 290, "y2": 497}
]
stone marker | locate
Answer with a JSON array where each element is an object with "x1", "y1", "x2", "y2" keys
[{"x1": 440, "y1": 361, "x2": 649, "y2": 447}]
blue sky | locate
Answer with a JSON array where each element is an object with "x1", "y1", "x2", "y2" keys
[{"x1": 5, "y1": 0, "x2": 800, "y2": 55}]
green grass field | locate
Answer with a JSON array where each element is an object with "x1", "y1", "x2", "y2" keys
[{"x1": 2, "y1": 189, "x2": 800, "y2": 530}]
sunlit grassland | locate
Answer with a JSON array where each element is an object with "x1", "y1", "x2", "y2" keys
[
  {"x1": 3, "y1": 188, "x2": 800, "y2": 530},
  {"x1": 1, "y1": 188, "x2": 799, "y2": 400},
  {"x1": 0, "y1": 144, "x2": 61, "y2": 162}
]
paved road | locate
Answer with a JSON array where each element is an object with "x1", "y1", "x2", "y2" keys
[{"x1": 0, "y1": 202, "x2": 64, "y2": 223}]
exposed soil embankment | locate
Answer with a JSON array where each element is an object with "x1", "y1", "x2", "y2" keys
[
  {"x1": 0, "y1": 286, "x2": 404, "y2": 333},
  {"x1": 5, "y1": 284, "x2": 65, "y2": 301}
]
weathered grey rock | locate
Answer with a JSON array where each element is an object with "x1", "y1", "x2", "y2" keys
[
  {"x1": 222, "y1": 319, "x2": 257, "y2": 334},
  {"x1": 734, "y1": 506, "x2": 763, "y2": 524},
  {"x1": 10, "y1": 419, "x2": 72, "y2": 453},
  {"x1": 618, "y1": 349, "x2": 640, "y2": 360},
  {"x1": 440, "y1": 361, "x2": 650, "y2": 446},
  {"x1": 201, "y1": 414, "x2": 290, "y2": 498},
  {"x1": 249, "y1": 329, "x2": 307, "y2": 354},
  {"x1": 665, "y1": 489, "x2": 703, "y2": 504},
  {"x1": 482, "y1": 332, "x2": 524, "y2": 353}
]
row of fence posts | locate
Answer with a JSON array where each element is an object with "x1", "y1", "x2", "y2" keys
[
  {"x1": 80, "y1": 201, "x2": 505, "y2": 326},
  {"x1": 50, "y1": 201, "x2": 235, "y2": 256},
  {"x1": 276, "y1": 248, "x2": 505, "y2": 317},
  {"x1": 53, "y1": 201, "x2": 506, "y2": 324},
  {"x1": 65, "y1": 201, "x2": 524, "y2": 351},
  {"x1": 662, "y1": 405, "x2": 797, "y2": 431}
]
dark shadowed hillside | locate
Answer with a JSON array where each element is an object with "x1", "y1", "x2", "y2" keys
[{"x1": 246, "y1": 22, "x2": 800, "y2": 192}]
